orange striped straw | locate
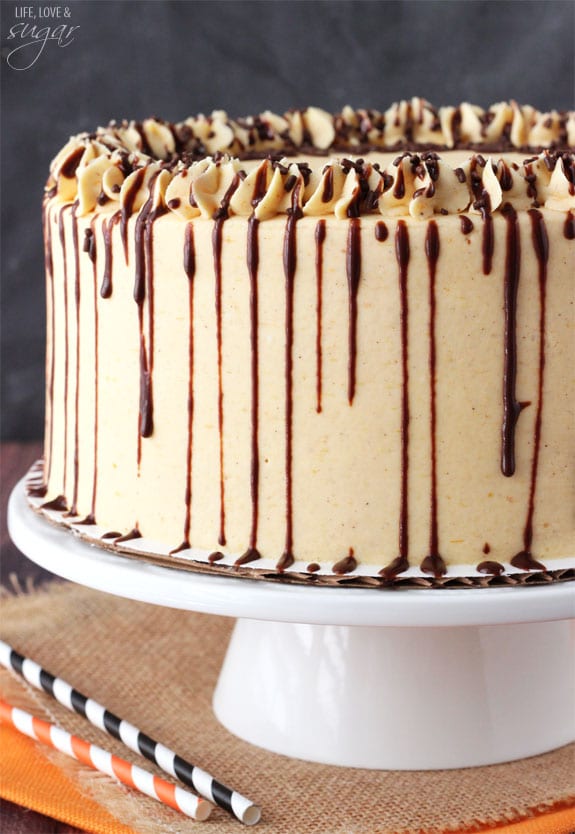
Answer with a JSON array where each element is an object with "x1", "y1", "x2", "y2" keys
[{"x1": 0, "y1": 699, "x2": 213, "y2": 821}]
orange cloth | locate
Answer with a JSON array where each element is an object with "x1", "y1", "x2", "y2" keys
[
  {"x1": 0, "y1": 724, "x2": 138, "y2": 834},
  {"x1": 488, "y1": 807, "x2": 575, "y2": 834},
  {"x1": 1, "y1": 721, "x2": 574, "y2": 834}
]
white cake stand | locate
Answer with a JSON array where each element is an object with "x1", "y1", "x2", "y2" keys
[{"x1": 8, "y1": 478, "x2": 575, "y2": 770}]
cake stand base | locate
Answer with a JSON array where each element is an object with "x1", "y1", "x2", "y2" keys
[
  {"x1": 8, "y1": 479, "x2": 575, "y2": 770},
  {"x1": 214, "y1": 618, "x2": 574, "y2": 769}
]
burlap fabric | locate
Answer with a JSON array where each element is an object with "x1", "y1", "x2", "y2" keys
[{"x1": 1, "y1": 581, "x2": 573, "y2": 834}]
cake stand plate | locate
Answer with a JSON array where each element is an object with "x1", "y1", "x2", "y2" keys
[{"x1": 8, "y1": 479, "x2": 575, "y2": 770}]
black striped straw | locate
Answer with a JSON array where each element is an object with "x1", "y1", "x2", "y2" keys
[{"x1": 0, "y1": 640, "x2": 261, "y2": 825}]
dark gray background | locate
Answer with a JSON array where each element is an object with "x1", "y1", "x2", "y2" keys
[{"x1": 1, "y1": 0, "x2": 573, "y2": 441}]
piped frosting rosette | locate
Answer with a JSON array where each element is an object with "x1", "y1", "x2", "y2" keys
[{"x1": 46, "y1": 99, "x2": 575, "y2": 221}]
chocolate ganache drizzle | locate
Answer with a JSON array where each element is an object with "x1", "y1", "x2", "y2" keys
[
  {"x1": 100, "y1": 212, "x2": 120, "y2": 299},
  {"x1": 57, "y1": 205, "x2": 71, "y2": 502},
  {"x1": 86, "y1": 216, "x2": 99, "y2": 525},
  {"x1": 69, "y1": 203, "x2": 81, "y2": 516},
  {"x1": 509, "y1": 209, "x2": 549, "y2": 572},
  {"x1": 380, "y1": 221, "x2": 411, "y2": 579},
  {"x1": 500, "y1": 204, "x2": 530, "y2": 478},
  {"x1": 212, "y1": 174, "x2": 241, "y2": 548},
  {"x1": 171, "y1": 222, "x2": 196, "y2": 555},
  {"x1": 238, "y1": 214, "x2": 262, "y2": 566},
  {"x1": 278, "y1": 182, "x2": 303, "y2": 572},
  {"x1": 315, "y1": 219, "x2": 326, "y2": 414},
  {"x1": 420, "y1": 221, "x2": 447, "y2": 578},
  {"x1": 42, "y1": 199, "x2": 55, "y2": 492},
  {"x1": 134, "y1": 194, "x2": 153, "y2": 444},
  {"x1": 396, "y1": 221, "x2": 410, "y2": 573},
  {"x1": 346, "y1": 219, "x2": 362, "y2": 405},
  {"x1": 38, "y1": 100, "x2": 575, "y2": 582}
]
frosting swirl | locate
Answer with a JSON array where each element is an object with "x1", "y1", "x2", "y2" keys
[{"x1": 46, "y1": 99, "x2": 575, "y2": 220}]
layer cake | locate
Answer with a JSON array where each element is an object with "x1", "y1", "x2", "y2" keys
[{"x1": 29, "y1": 100, "x2": 575, "y2": 586}]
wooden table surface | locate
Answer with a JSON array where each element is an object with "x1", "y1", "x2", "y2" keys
[{"x1": 1, "y1": 441, "x2": 86, "y2": 833}]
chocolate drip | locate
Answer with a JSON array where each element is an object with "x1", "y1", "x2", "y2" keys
[
  {"x1": 501, "y1": 205, "x2": 528, "y2": 477},
  {"x1": 423, "y1": 221, "x2": 445, "y2": 577},
  {"x1": 420, "y1": 552, "x2": 447, "y2": 578},
  {"x1": 321, "y1": 167, "x2": 334, "y2": 203},
  {"x1": 208, "y1": 551, "x2": 224, "y2": 564},
  {"x1": 276, "y1": 551, "x2": 294, "y2": 572},
  {"x1": 379, "y1": 555, "x2": 409, "y2": 580},
  {"x1": 101, "y1": 531, "x2": 122, "y2": 539},
  {"x1": 43, "y1": 200, "x2": 55, "y2": 487},
  {"x1": 83, "y1": 228, "x2": 96, "y2": 262},
  {"x1": 460, "y1": 215, "x2": 474, "y2": 235},
  {"x1": 284, "y1": 173, "x2": 297, "y2": 193},
  {"x1": 134, "y1": 198, "x2": 155, "y2": 453},
  {"x1": 564, "y1": 211, "x2": 575, "y2": 239},
  {"x1": 499, "y1": 161, "x2": 513, "y2": 192},
  {"x1": 282, "y1": 186, "x2": 303, "y2": 567},
  {"x1": 133, "y1": 198, "x2": 153, "y2": 305},
  {"x1": 180, "y1": 223, "x2": 196, "y2": 549},
  {"x1": 472, "y1": 165, "x2": 494, "y2": 274},
  {"x1": 395, "y1": 221, "x2": 410, "y2": 566},
  {"x1": 120, "y1": 168, "x2": 146, "y2": 263},
  {"x1": 138, "y1": 331, "x2": 153, "y2": 441},
  {"x1": 246, "y1": 216, "x2": 261, "y2": 559},
  {"x1": 76, "y1": 514, "x2": 96, "y2": 526},
  {"x1": 483, "y1": 542, "x2": 491, "y2": 554},
  {"x1": 510, "y1": 210, "x2": 550, "y2": 572},
  {"x1": 307, "y1": 562, "x2": 320, "y2": 573},
  {"x1": 133, "y1": 122, "x2": 153, "y2": 156},
  {"x1": 60, "y1": 146, "x2": 84, "y2": 179},
  {"x1": 510, "y1": 551, "x2": 546, "y2": 572},
  {"x1": 58, "y1": 206, "x2": 70, "y2": 500},
  {"x1": 100, "y1": 212, "x2": 120, "y2": 298},
  {"x1": 70, "y1": 205, "x2": 81, "y2": 516},
  {"x1": 213, "y1": 217, "x2": 226, "y2": 545},
  {"x1": 477, "y1": 560, "x2": 504, "y2": 576},
  {"x1": 524, "y1": 162, "x2": 538, "y2": 201},
  {"x1": 133, "y1": 188, "x2": 166, "y2": 458},
  {"x1": 236, "y1": 548, "x2": 261, "y2": 567},
  {"x1": 482, "y1": 213, "x2": 494, "y2": 274},
  {"x1": 170, "y1": 541, "x2": 190, "y2": 555},
  {"x1": 375, "y1": 221, "x2": 388, "y2": 242},
  {"x1": 333, "y1": 548, "x2": 357, "y2": 575},
  {"x1": 114, "y1": 528, "x2": 142, "y2": 543},
  {"x1": 43, "y1": 201, "x2": 54, "y2": 281},
  {"x1": 41, "y1": 495, "x2": 68, "y2": 512},
  {"x1": 315, "y1": 220, "x2": 326, "y2": 414},
  {"x1": 211, "y1": 174, "x2": 241, "y2": 547},
  {"x1": 393, "y1": 165, "x2": 405, "y2": 199},
  {"x1": 89, "y1": 217, "x2": 99, "y2": 522},
  {"x1": 252, "y1": 164, "x2": 269, "y2": 206},
  {"x1": 346, "y1": 218, "x2": 361, "y2": 404},
  {"x1": 144, "y1": 205, "x2": 163, "y2": 431}
]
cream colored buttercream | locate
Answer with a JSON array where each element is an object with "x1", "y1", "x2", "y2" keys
[{"x1": 36, "y1": 105, "x2": 575, "y2": 580}]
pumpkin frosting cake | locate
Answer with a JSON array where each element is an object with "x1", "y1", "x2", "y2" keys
[{"x1": 27, "y1": 99, "x2": 575, "y2": 588}]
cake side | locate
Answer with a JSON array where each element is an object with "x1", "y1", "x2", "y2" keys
[{"x1": 32, "y1": 101, "x2": 575, "y2": 584}]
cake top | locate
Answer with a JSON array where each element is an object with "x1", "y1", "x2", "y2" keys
[{"x1": 46, "y1": 99, "x2": 575, "y2": 220}]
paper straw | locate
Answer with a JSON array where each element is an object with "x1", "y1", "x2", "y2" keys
[
  {"x1": 0, "y1": 640, "x2": 261, "y2": 825},
  {"x1": 0, "y1": 699, "x2": 212, "y2": 821}
]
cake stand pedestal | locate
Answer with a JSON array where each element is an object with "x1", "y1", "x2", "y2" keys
[{"x1": 8, "y1": 479, "x2": 575, "y2": 770}]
